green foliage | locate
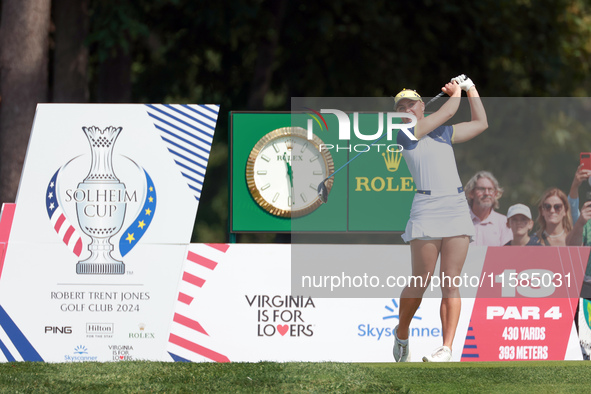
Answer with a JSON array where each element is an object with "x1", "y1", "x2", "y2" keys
[
  {"x1": 94, "y1": 0, "x2": 591, "y2": 103},
  {"x1": 87, "y1": 1, "x2": 151, "y2": 61},
  {"x1": 78, "y1": 0, "x2": 591, "y2": 241},
  {"x1": 453, "y1": 98, "x2": 591, "y2": 217}
]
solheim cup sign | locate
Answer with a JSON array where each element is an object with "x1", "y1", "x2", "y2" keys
[
  {"x1": 0, "y1": 104, "x2": 220, "y2": 362},
  {"x1": 47, "y1": 125, "x2": 156, "y2": 274},
  {"x1": 75, "y1": 126, "x2": 130, "y2": 274}
]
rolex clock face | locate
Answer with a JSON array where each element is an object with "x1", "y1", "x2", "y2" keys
[{"x1": 246, "y1": 127, "x2": 334, "y2": 218}]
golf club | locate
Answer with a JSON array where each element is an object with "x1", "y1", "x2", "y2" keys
[{"x1": 317, "y1": 91, "x2": 446, "y2": 204}]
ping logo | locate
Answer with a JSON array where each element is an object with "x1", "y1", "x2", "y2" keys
[{"x1": 45, "y1": 326, "x2": 73, "y2": 334}]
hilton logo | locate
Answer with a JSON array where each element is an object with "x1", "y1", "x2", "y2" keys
[{"x1": 87, "y1": 323, "x2": 114, "y2": 334}]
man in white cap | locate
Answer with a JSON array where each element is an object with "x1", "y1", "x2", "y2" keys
[{"x1": 504, "y1": 203, "x2": 541, "y2": 246}]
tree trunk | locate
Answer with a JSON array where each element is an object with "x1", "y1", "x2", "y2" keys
[
  {"x1": 96, "y1": 47, "x2": 132, "y2": 103},
  {"x1": 246, "y1": 0, "x2": 287, "y2": 110},
  {"x1": 0, "y1": 0, "x2": 52, "y2": 204},
  {"x1": 52, "y1": 0, "x2": 89, "y2": 102}
]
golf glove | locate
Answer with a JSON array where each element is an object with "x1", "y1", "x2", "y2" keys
[
  {"x1": 452, "y1": 74, "x2": 474, "y2": 92},
  {"x1": 452, "y1": 74, "x2": 466, "y2": 83}
]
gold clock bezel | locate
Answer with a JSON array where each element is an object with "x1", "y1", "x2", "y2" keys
[{"x1": 246, "y1": 127, "x2": 334, "y2": 218}]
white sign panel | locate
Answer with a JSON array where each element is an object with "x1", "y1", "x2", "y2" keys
[
  {"x1": 0, "y1": 239, "x2": 585, "y2": 362},
  {"x1": 164, "y1": 243, "x2": 473, "y2": 363},
  {"x1": 0, "y1": 104, "x2": 219, "y2": 361}
]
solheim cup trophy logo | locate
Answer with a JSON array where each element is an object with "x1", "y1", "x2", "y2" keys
[
  {"x1": 76, "y1": 126, "x2": 126, "y2": 274},
  {"x1": 45, "y1": 125, "x2": 157, "y2": 275}
]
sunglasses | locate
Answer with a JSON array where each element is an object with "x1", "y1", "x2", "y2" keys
[
  {"x1": 475, "y1": 187, "x2": 496, "y2": 194},
  {"x1": 543, "y1": 203, "x2": 563, "y2": 212}
]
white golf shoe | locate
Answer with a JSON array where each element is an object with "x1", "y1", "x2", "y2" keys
[
  {"x1": 393, "y1": 325, "x2": 410, "y2": 362},
  {"x1": 422, "y1": 345, "x2": 452, "y2": 362}
]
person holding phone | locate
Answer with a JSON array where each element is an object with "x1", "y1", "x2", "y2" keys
[
  {"x1": 581, "y1": 153, "x2": 591, "y2": 171},
  {"x1": 565, "y1": 154, "x2": 591, "y2": 360},
  {"x1": 566, "y1": 192, "x2": 591, "y2": 246},
  {"x1": 568, "y1": 155, "x2": 591, "y2": 223}
]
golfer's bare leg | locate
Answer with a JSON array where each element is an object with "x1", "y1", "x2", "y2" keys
[
  {"x1": 397, "y1": 239, "x2": 441, "y2": 340},
  {"x1": 439, "y1": 235, "x2": 470, "y2": 348}
]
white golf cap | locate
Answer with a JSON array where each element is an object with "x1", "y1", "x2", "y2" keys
[{"x1": 507, "y1": 203, "x2": 532, "y2": 220}]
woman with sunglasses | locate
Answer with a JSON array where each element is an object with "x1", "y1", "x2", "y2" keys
[
  {"x1": 536, "y1": 188, "x2": 573, "y2": 246},
  {"x1": 392, "y1": 75, "x2": 488, "y2": 363}
]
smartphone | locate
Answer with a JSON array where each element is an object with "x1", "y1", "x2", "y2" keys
[{"x1": 581, "y1": 152, "x2": 591, "y2": 171}]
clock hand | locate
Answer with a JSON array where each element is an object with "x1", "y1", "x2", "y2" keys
[{"x1": 284, "y1": 153, "x2": 294, "y2": 189}]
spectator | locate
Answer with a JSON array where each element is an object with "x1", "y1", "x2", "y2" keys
[
  {"x1": 566, "y1": 200, "x2": 591, "y2": 246},
  {"x1": 568, "y1": 164, "x2": 591, "y2": 223},
  {"x1": 565, "y1": 199, "x2": 591, "y2": 301},
  {"x1": 536, "y1": 188, "x2": 573, "y2": 246},
  {"x1": 564, "y1": 185, "x2": 591, "y2": 361},
  {"x1": 504, "y1": 204, "x2": 541, "y2": 246},
  {"x1": 562, "y1": 160, "x2": 591, "y2": 360},
  {"x1": 464, "y1": 171, "x2": 513, "y2": 246}
]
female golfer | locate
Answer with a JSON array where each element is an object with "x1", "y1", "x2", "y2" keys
[{"x1": 392, "y1": 75, "x2": 488, "y2": 362}]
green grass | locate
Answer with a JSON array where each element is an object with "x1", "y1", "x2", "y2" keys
[{"x1": 0, "y1": 361, "x2": 589, "y2": 393}]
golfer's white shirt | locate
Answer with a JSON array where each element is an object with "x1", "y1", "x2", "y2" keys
[{"x1": 397, "y1": 125, "x2": 463, "y2": 195}]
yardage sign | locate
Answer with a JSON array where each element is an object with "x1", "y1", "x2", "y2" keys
[{"x1": 461, "y1": 246, "x2": 589, "y2": 361}]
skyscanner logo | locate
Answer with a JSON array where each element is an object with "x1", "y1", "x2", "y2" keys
[
  {"x1": 304, "y1": 109, "x2": 415, "y2": 154},
  {"x1": 357, "y1": 299, "x2": 441, "y2": 341}
]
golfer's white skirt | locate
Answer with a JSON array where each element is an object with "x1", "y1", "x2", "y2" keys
[{"x1": 401, "y1": 192, "x2": 474, "y2": 242}]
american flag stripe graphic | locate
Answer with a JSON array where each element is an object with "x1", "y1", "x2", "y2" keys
[
  {"x1": 0, "y1": 305, "x2": 43, "y2": 362},
  {"x1": 204, "y1": 243, "x2": 230, "y2": 253},
  {"x1": 182, "y1": 272, "x2": 205, "y2": 288},
  {"x1": 173, "y1": 313, "x2": 208, "y2": 335},
  {"x1": 187, "y1": 251, "x2": 217, "y2": 270},
  {"x1": 0, "y1": 203, "x2": 16, "y2": 281},
  {"x1": 177, "y1": 292, "x2": 193, "y2": 305},
  {"x1": 167, "y1": 244, "x2": 230, "y2": 363},
  {"x1": 54, "y1": 214, "x2": 65, "y2": 231},
  {"x1": 46, "y1": 169, "x2": 83, "y2": 257},
  {"x1": 168, "y1": 334, "x2": 229, "y2": 363},
  {"x1": 145, "y1": 104, "x2": 219, "y2": 202},
  {"x1": 0, "y1": 331, "x2": 18, "y2": 361}
]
